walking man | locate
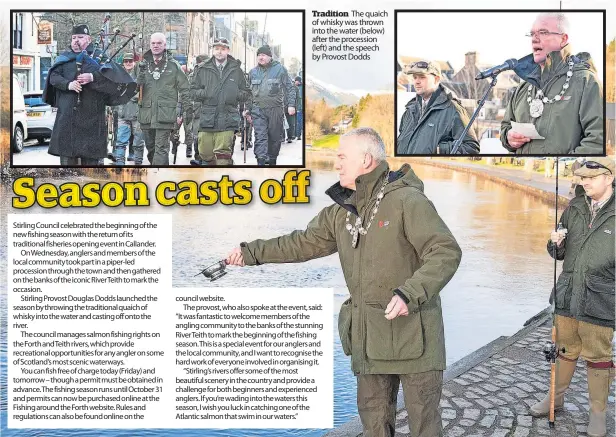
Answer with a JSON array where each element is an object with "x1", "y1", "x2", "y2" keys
[
  {"x1": 190, "y1": 37, "x2": 250, "y2": 166},
  {"x1": 137, "y1": 32, "x2": 190, "y2": 165},
  {"x1": 111, "y1": 52, "x2": 144, "y2": 165},
  {"x1": 294, "y1": 75, "x2": 303, "y2": 141},
  {"x1": 187, "y1": 54, "x2": 207, "y2": 162},
  {"x1": 44, "y1": 24, "x2": 137, "y2": 165},
  {"x1": 246, "y1": 45, "x2": 296, "y2": 166}
]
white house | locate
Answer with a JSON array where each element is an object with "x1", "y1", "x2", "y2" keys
[{"x1": 12, "y1": 12, "x2": 53, "y2": 92}]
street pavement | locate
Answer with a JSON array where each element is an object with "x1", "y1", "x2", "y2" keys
[
  {"x1": 11, "y1": 129, "x2": 304, "y2": 167},
  {"x1": 325, "y1": 315, "x2": 615, "y2": 437},
  {"x1": 393, "y1": 319, "x2": 615, "y2": 437}
]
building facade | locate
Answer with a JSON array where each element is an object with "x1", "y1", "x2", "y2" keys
[{"x1": 12, "y1": 12, "x2": 51, "y2": 92}]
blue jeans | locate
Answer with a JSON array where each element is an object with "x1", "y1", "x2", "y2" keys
[
  {"x1": 295, "y1": 111, "x2": 303, "y2": 138},
  {"x1": 114, "y1": 119, "x2": 144, "y2": 165}
]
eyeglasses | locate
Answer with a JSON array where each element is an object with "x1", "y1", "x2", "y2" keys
[
  {"x1": 525, "y1": 30, "x2": 564, "y2": 38},
  {"x1": 583, "y1": 161, "x2": 613, "y2": 175}
]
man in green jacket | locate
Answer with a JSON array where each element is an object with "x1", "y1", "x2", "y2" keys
[
  {"x1": 137, "y1": 32, "x2": 190, "y2": 165},
  {"x1": 396, "y1": 60, "x2": 479, "y2": 155},
  {"x1": 246, "y1": 45, "x2": 296, "y2": 166},
  {"x1": 501, "y1": 13, "x2": 603, "y2": 154},
  {"x1": 226, "y1": 127, "x2": 462, "y2": 436},
  {"x1": 530, "y1": 157, "x2": 614, "y2": 437},
  {"x1": 189, "y1": 37, "x2": 251, "y2": 166},
  {"x1": 111, "y1": 52, "x2": 144, "y2": 165}
]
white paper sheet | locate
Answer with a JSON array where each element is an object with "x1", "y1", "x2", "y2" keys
[{"x1": 511, "y1": 122, "x2": 545, "y2": 140}]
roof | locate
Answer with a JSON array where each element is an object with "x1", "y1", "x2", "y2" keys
[{"x1": 608, "y1": 102, "x2": 615, "y2": 120}]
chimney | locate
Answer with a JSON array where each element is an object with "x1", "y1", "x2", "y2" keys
[{"x1": 465, "y1": 51, "x2": 477, "y2": 68}]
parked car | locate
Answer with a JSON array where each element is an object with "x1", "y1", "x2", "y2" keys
[
  {"x1": 479, "y1": 127, "x2": 509, "y2": 154},
  {"x1": 12, "y1": 75, "x2": 28, "y2": 153},
  {"x1": 23, "y1": 90, "x2": 56, "y2": 145}
]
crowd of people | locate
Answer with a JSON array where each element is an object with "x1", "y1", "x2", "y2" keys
[{"x1": 43, "y1": 25, "x2": 303, "y2": 166}]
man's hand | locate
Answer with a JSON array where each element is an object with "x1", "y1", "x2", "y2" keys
[
  {"x1": 243, "y1": 111, "x2": 252, "y2": 124},
  {"x1": 507, "y1": 131, "x2": 531, "y2": 149},
  {"x1": 68, "y1": 81, "x2": 82, "y2": 92},
  {"x1": 288, "y1": 106, "x2": 296, "y2": 116},
  {"x1": 550, "y1": 230, "x2": 566, "y2": 247},
  {"x1": 384, "y1": 294, "x2": 409, "y2": 320},
  {"x1": 77, "y1": 73, "x2": 94, "y2": 84},
  {"x1": 177, "y1": 117, "x2": 183, "y2": 126},
  {"x1": 226, "y1": 247, "x2": 245, "y2": 267}
]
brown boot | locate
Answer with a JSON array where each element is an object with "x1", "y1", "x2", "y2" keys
[
  {"x1": 529, "y1": 357, "x2": 577, "y2": 417},
  {"x1": 587, "y1": 365, "x2": 615, "y2": 437}
]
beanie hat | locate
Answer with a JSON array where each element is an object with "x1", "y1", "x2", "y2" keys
[{"x1": 257, "y1": 45, "x2": 272, "y2": 57}]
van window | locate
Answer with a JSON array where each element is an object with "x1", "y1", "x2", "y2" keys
[
  {"x1": 24, "y1": 94, "x2": 45, "y2": 107},
  {"x1": 13, "y1": 78, "x2": 26, "y2": 110}
]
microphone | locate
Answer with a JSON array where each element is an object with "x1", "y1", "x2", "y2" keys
[{"x1": 475, "y1": 59, "x2": 518, "y2": 80}]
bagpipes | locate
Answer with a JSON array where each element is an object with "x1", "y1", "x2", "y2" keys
[
  {"x1": 74, "y1": 15, "x2": 140, "y2": 106},
  {"x1": 74, "y1": 53, "x2": 84, "y2": 109}
]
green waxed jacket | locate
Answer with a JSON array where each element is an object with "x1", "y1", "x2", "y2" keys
[
  {"x1": 191, "y1": 55, "x2": 251, "y2": 132},
  {"x1": 240, "y1": 162, "x2": 462, "y2": 374},
  {"x1": 501, "y1": 46, "x2": 603, "y2": 155},
  {"x1": 397, "y1": 85, "x2": 480, "y2": 155},
  {"x1": 549, "y1": 185, "x2": 615, "y2": 328},
  {"x1": 137, "y1": 50, "x2": 190, "y2": 130}
]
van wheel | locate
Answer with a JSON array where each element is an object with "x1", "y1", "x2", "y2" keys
[{"x1": 12, "y1": 126, "x2": 24, "y2": 153}]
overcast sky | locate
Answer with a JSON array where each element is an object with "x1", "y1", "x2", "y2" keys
[
  {"x1": 398, "y1": 11, "x2": 607, "y2": 80},
  {"x1": 8, "y1": 0, "x2": 614, "y2": 92},
  {"x1": 244, "y1": 12, "x2": 303, "y2": 61}
]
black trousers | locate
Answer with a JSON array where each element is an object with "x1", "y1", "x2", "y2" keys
[{"x1": 252, "y1": 106, "x2": 284, "y2": 163}]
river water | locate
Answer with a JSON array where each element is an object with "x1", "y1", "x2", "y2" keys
[{"x1": 1, "y1": 159, "x2": 561, "y2": 436}]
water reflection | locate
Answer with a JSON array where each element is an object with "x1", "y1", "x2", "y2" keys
[{"x1": 1, "y1": 159, "x2": 562, "y2": 437}]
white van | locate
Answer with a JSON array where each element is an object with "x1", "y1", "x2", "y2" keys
[{"x1": 12, "y1": 74, "x2": 28, "y2": 153}]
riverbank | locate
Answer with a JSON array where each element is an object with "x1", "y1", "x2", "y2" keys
[
  {"x1": 405, "y1": 157, "x2": 574, "y2": 206},
  {"x1": 306, "y1": 149, "x2": 575, "y2": 206},
  {"x1": 324, "y1": 308, "x2": 616, "y2": 437}
]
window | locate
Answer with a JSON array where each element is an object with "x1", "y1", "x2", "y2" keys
[
  {"x1": 15, "y1": 71, "x2": 30, "y2": 92},
  {"x1": 165, "y1": 32, "x2": 178, "y2": 50},
  {"x1": 13, "y1": 13, "x2": 23, "y2": 49}
]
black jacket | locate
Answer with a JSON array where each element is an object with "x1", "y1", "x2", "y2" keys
[
  {"x1": 397, "y1": 85, "x2": 479, "y2": 155},
  {"x1": 44, "y1": 45, "x2": 136, "y2": 159},
  {"x1": 191, "y1": 55, "x2": 251, "y2": 132}
]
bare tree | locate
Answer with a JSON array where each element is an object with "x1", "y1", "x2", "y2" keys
[{"x1": 0, "y1": 11, "x2": 9, "y2": 66}]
